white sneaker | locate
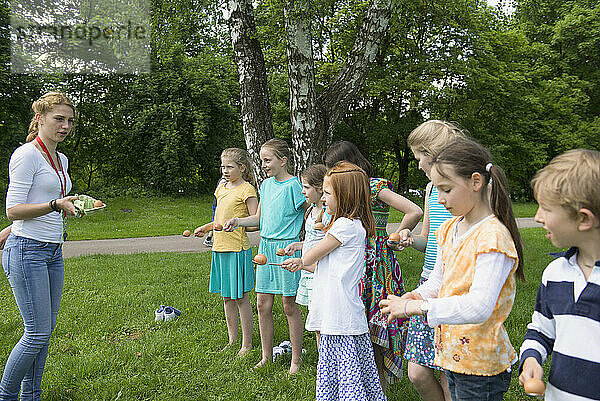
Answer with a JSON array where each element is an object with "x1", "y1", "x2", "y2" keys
[
  {"x1": 272, "y1": 346, "x2": 285, "y2": 361},
  {"x1": 203, "y1": 236, "x2": 213, "y2": 247},
  {"x1": 164, "y1": 306, "x2": 182, "y2": 321},
  {"x1": 279, "y1": 340, "x2": 292, "y2": 353},
  {"x1": 155, "y1": 305, "x2": 166, "y2": 322}
]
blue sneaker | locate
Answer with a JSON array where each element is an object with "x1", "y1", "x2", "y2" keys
[
  {"x1": 164, "y1": 306, "x2": 182, "y2": 321},
  {"x1": 155, "y1": 305, "x2": 166, "y2": 322}
]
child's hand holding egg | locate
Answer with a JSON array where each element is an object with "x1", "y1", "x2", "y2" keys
[
  {"x1": 523, "y1": 378, "x2": 545, "y2": 398},
  {"x1": 194, "y1": 222, "x2": 213, "y2": 237}
]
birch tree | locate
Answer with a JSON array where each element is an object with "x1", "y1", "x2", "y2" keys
[
  {"x1": 226, "y1": 0, "x2": 274, "y2": 182},
  {"x1": 227, "y1": 0, "x2": 393, "y2": 175}
]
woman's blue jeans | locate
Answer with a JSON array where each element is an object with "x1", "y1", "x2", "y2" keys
[{"x1": 1, "y1": 234, "x2": 64, "y2": 401}]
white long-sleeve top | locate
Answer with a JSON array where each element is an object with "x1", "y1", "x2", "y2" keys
[
  {"x1": 6, "y1": 141, "x2": 72, "y2": 243},
  {"x1": 414, "y1": 216, "x2": 514, "y2": 328}
]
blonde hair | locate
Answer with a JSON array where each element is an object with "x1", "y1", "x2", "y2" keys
[
  {"x1": 261, "y1": 138, "x2": 294, "y2": 173},
  {"x1": 407, "y1": 120, "x2": 466, "y2": 156},
  {"x1": 324, "y1": 161, "x2": 375, "y2": 237},
  {"x1": 221, "y1": 148, "x2": 256, "y2": 186},
  {"x1": 531, "y1": 149, "x2": 600, "y2": 219},
  {"x1": 26, "y1": 92, "x2": 76, "y2": 142}
]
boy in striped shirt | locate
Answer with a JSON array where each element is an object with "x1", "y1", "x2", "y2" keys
[{"x1": 519, "y1": 149, "x2": 600, "y2": 401}]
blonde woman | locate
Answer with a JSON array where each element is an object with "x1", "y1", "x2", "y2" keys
[{"x1": 1, "y1": 92, "x2": 79, "y2": 400}]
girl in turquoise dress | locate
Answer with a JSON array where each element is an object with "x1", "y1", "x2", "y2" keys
[
  {"x1": 324, "y1": 141, "x2": 423, "y2": 390},
  {"x1": 225, "y1": 139, "x2": 307, "y2": 374}
]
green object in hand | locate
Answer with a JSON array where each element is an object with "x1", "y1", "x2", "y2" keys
[{"x1": 73, "y1": 194, "x2": 104, "y2": 217}]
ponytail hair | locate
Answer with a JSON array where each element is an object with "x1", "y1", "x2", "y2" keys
[
  {"x1": 221, "y1": 148, "x2": 256, "y2": 187},
  {"x1": 431, "y1": 138, "x2": 524, "y2": 282},
  {"x1": 261, "y1": 138, "x2": 294, "y2": 174},
  {"x1": 26, "y1": 92, "x2": 76, "y2": 142}
]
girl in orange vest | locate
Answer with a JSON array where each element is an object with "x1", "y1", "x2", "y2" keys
[{"x1": 380, "y1": 137, "x2": 524, "y2": 401}]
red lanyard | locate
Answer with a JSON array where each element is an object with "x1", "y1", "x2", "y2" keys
[{"x1": 36, "y1": 136, "x2": 67, "y2": 215}]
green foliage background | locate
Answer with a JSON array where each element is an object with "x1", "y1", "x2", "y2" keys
[{"x1": 1, "y1": 0, "x2": 599, "y2": 198}]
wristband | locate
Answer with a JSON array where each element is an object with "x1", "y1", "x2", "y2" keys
[{"x1": 50, "y1": 199, "x2": 60, "y2": 212}]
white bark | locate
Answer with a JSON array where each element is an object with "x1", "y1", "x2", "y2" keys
[
  {"x1": 284, "y1": 0, "x2": 393, "y2": 173},
  {"x1": 227, "y1": 0, "x2": 274, "y2": 185}
]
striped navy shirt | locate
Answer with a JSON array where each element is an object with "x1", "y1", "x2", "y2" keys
[{"x1": 519, "y1": 247, "x2": 600, "y2": 400}]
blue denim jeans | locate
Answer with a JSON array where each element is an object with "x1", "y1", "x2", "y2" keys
[
  {"x1": 446, "y1": 367, "x2": 512, "y2": 401},
  {"x1": 1, "y1": 234, "x2": 64, "y2": 401}
]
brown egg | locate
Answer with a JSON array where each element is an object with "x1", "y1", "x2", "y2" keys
[
  {"x1": 93, "y1": 200, "x2": 104, "y2": 208},
  {"x1": 182, "y1": 230, "x2": 192, "y2": 237},
  {"x1": 276, "y1": 248, "x2": 286, "y2": 256},
  {"x1": 388, "y1": 232, "x2": 401, "y2": 242},
  {"x1": 253, "y1": 254, "x2": 267, "y2": 265},
  {"x1": 213, "y1": 223, "x2": 223, "y2": 231},
  {"x1": 523, "y1": 378, "x2": 545, "y2": 396},
  {"x1": 314, "y1": 222, "x2": 325, "y2": 231}
]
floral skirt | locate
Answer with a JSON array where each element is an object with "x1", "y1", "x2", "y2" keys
[
  {"x1": 403, "y1": 277, "x2": 442, "y2": 370},
  {"x1": 360, "y1": 235, "x2": 408, "y2": 384},
  {"x1": 316, "y1": 333, "x2": 387, "y2": 401}
]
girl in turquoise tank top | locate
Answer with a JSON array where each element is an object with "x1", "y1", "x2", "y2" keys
[{"x1": 224, "y1": 139, "x2": 308, "y2": 375}]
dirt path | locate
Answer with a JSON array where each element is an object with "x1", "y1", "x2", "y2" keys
[{"x1": 61, "y1": 218, "x2": 541, "y2": 259}]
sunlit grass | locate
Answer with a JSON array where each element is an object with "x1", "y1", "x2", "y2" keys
[
  {"x1": 0, "y1": 228, "x2": 557, "y2": 400},
  {"x1": 1, "y1": 196, "x2": 537, "y2": 240}
]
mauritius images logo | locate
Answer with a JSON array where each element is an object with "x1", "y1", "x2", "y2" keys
[{"x1": 10, "y1": 0, "x2": 151, "y2": 74}]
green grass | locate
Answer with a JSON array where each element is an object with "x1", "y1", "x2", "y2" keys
[
  {"x1": 1, "y1": 196, "x2": 538, "y2": 240},
  {"x1": 512, "y1": 202, "x2": 539, "y2": 218},
  {"x1": 0, "y1": 228, "x2": 557, "y2": 400},
  {"x1": 1, "y1": 196, "x2": 216, "y2": 241}
]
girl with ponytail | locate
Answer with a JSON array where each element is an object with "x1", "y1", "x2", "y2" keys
[
  {"x1": 2, "y1": 92, "x2": 79, "y2": 400},
  {"x1": 380, "y1": 137, "x2": 523, "y2": 400}
]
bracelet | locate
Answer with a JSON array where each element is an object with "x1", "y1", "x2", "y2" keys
[
  {"x1": 403, "y1": 300, "x2": 409, "y2": 318},
  {"x1": 49, "y1": 199, "x2": 59, "y2": 212}
]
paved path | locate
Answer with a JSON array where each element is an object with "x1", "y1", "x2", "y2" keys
[{"x1": 60, "y1": 218, "x2": 541, "y2": 259}]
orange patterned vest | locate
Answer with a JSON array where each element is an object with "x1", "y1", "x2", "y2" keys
[{"x1": 434, "y1": 216, "x2": 518, "y2": 375}]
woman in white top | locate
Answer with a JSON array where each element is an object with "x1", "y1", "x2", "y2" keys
[
  {"x1": 282, "y1": 162, "x2": 386, "y2": 401},
  {"x1": 1, "y1": 92, "x2": 79, "y2": 401}
]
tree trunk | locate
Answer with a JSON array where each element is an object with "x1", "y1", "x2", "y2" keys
[
  {"x1": 317, "y1": 0, "x2": 393, "y2": 139},
  {"x1": 228, "y1": 0, "x2": 393, "y2": 178},
  {"x1": 226, "y1": 0, "x2": 274, "y2": 184},
  {"x1": 284, "y1": 0, "x2": 393, "y2": 172},
  {"x1": 283, "y1": 0, "x2": 321, "y2": 174},
  {"x1": 392, "y1": 137, "x2": 410, "y2": 193}
]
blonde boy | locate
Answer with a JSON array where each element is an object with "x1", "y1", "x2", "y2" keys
[{"x1": 519, "y1": 149, "x2": 600, "y2": 401}]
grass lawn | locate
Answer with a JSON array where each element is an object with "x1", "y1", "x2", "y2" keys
[
  {"x1": 1, "y1": 196, "x2": 216, "y2": 241},
  {"x1": 0, "y1": 228, "x2": 555, "y2": 400},
  {"x1": 0, "y1": 197, "x2": 538, "y2": 241}
]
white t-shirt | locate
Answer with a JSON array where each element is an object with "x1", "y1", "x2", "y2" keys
[
  {"x1": 305, "y1": 217, "x2": 368, "y2": 335},
  {"x1": 6, "y1": 141, "x2": 72, "y2": 243}
]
